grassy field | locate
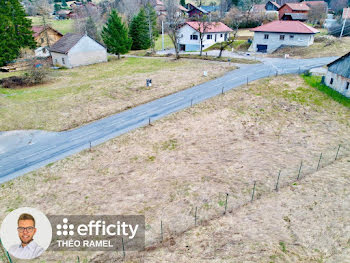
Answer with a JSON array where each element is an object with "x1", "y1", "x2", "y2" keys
[
  {"x1": 154, "y1": 34, "x2": 174, "y2": 50},
  {"x1": 0, "y1": 74, "x2": 349, "y2": 262},
  {"x1": 28, "y1": 16, "x2": 74, "y2": 34},
  {"x1": 0, "y1": 57, "x2": 236, "y2": 131},
  {"x1": 271, "y1": 36, "x2": 350, "y2": 58}
]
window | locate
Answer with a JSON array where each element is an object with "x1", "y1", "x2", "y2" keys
[
  {"x1": 207, "y1": 34, "x2": 212, "y2": 40},
  {"x1": 220, "y1": 34, "x2": 223, "y2": 38},
  {"x1": 41, "y1": 38, "x2": 44, "y2": 43},
  {"x1": 190, "y1": 34, "x2": 198, "y2": 40},
  {"x1": 280, "y1": 35, "x2": 285, "y2": 40},
  {"x1": 290, "y1": 35, "x2": 294, "y2": 39},
  {"x1": 62, "y1": 57, "x2": 65, "y2": 64},
  {"x1": 264, "y1": 34, "x2": 269, "y2": 39},
  {"x1": 330, "y1": 78, "x2": 333, "y2": 85},
  {"x1": 346, "y1": 82, "x2": 349, "y2": 90}
]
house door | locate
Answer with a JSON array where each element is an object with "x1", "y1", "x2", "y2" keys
[
  {"x1": 215, "y1": 34, "x2": 217, "y2": 42},
  {"x1": 179, "y1": 44, "x2": 186, "y2": 51},
  {"x1": 257, "y1": 44, "x2": 268, "y2": 53}
]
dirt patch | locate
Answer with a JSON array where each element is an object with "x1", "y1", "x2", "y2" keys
[{"x1": 0, "y1": 75, "x2": 349, "y2": 262}]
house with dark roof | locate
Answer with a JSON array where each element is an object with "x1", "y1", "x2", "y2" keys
[
  {"x1": 49, "y1": 33, "x2": 107, "y2": 68},
  {"x1": 199, "y1": 5, "x2": 220, "y2": 13},
  {"x1": 281, "y1": 12, "x2": 308, "y2": 21},
  {"x1": 278, "y1": 3, "x2": 310, "y2": 20},
  {"x1": 266, "y1": 1, "x2": 280, "y2": 11},
  {"x1": 186, "y1": 3, "x2": 209, "y2": 18},
  {"x1": 177, "y1": 22, "x2": 233, "y2": 51},
  {"x1": 324, "y1": 52, "x2": 350, "y2": 98},
  {"x1": 249, "y1": 20, "x2": 319, "y2": 53}
]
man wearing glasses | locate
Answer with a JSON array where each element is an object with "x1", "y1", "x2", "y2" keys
[{"x1": 8, "y1": 213, "x2": 44, "y2": 259}]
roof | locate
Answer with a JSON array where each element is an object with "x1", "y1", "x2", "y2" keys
[
  {"x1": 49, "y1": 33, "x2": 84, "y2": 54},
  {"x1": 199, "y1": 5, "x2": 220, "y2": 12},
  {"x1": 268, "y1": 1, "x2": 280, "y2": 9},
  {"x1": 185, "y1": 21, "x2": 233, "y2": 33},
  {"x1": 280, "y1": 3, "x2": 310, "y2": 11},
  {"x1": 343, "y1": 8, "x2": 350, "y2": 19},
  {"x1": 178, "y1": 5, "x2": 188, "y2": 12},
  {"x1": 252, "y1": 4, "x2": 266, "y2": 12},
  {"x1": 282, "y1": 12, "x2": 308, "y2": 20},
  {"x1": 327, "y1": 52, "x2": 350, "y2": 78},
  {"x1": 187, "y1": 4, "x2": 208, "y2": 14},
  {"x1": 31, "y1": 25, "x2": 63, "y2": 38},
  {"x1": 251, "y1": 20, "x2": 319, "y2": 34}
]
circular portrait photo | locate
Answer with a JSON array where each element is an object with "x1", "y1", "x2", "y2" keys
[{"x1": 0, "y1": 207, "x2": 52, "y2": 260}]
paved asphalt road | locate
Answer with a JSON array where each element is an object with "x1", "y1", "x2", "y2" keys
[{"x1": 0, "y1": 56, "x2": 336, "y2": 184}]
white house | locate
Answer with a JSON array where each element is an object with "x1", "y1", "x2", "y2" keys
[
  {"x1": 249, "y1": 20, "x2": 319, "y2": 53},
  {"x1": 177, "y1": 21, "x2": 233, "y2": 52},
  {"x1": 324, "y1": 52, "x2": 350, "y2": 98},
  {"x1": 49, "y1": 33, "x2": 107, "y2": 68}
]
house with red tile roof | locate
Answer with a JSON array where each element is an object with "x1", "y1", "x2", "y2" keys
[
  {"x1": 177, "y1": 22, "x2": 233, "y2": 51},
  {"x1": 342, "y1": 7, "x2": 350, "y2": 20},
  {"x1": 249, "y1": 20, "x2": 319, "y2": 53},
  {"x1": 278, "y1": 2, "x2": 310, "y2": 20}
]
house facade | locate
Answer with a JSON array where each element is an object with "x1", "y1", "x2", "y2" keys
[
  {"x1": 324, "y1": 52, "x2": 350, "y2": 98},
  {"x1": 177, "y1": 22, "x2": 233, "y2": 52},
  {"x1": 49, "y1": 33, "x2": 107, "y2": 68},
  {"x1": 32, "y1": 26, "x2": 63, "y2": 47},
  {"x1": 249, "y1": 20, "x2": 319, "y2": 53},
  {"x1": 186, "y1": 3, "x2": 209, "y2": 18},
  {"x1": 278, "y1": 3, "x2": 310, "y2": 20}
]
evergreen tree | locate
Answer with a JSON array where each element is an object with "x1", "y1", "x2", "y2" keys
[
  {"x1": 180, "y1": 0, "x2": 186, "y2": 7},
  {"x1": 0, "y1": 0, "x2": 36, "y2": 67},
  {"x1": 101, "y1": 9, "x2": 132, "y2": 59},
  {"x1": 129, "y1": 8, "x2": 151, "y2": 50},
  {"x1": 61, "y1": 0, "x2": 67, "y2": 7},
  {"x1": 54, "y1": 3, "x2": 61, "y2": 12}
]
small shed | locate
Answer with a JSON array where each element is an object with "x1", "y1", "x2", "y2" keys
[
  {"x1": 49, "y1": 33, "x2": 107, "y2": 68},
  {"x1": 324, "y1": 52, "x2": 350, "y2": 98}
]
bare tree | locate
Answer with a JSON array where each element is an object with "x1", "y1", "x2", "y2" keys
[
  {"x1": 308, "y1": 4, "x2": 327, "y2": 26},
  {"x1": 34, "y1": 0, "x2": 53, "y2": 47},
  {"x1": 238, "y1": 0, "x2": 262, "y2": 26},
  {"x1": 329, "y1": 0, "x2": 348, "y2": 14},
  {"x1": 164, "y1": 0, "x2": 185, "y2": 59},
  {"x1": 118, "y1": 0, "x2": 142, "y2": 23}
]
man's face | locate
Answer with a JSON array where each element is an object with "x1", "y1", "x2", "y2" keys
[{"x1": 17, "y1": 220, "x2": 36, "y2": 245}]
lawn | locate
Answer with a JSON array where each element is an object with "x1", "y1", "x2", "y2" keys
[
  {"x1": 1, "y1": 74, "x2": 349, "y2": 262},
  {"x1": 28, "y1": 16, "x2": 74, "y2": 34},
  {"x1": 0, "y1": 57, "x2": 236, "y2": 131},
  {"x1": 154, "y1": 34, "x2": 174, "y2": 51}
]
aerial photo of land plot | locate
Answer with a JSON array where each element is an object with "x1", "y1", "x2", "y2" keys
[{"x1": 0, "y1": 0, "x2": 349, "y2": 262}]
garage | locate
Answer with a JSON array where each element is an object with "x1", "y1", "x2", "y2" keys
[{"x1": 257, "y1": 44, "x2": 268, "y2": 53}]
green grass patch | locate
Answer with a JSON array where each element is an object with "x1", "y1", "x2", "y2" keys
[
  {"x1": 154, "y1": 34, "x2": 174, "y2": 51},
  {"x1": 302, "y1": 75, "x2": 350, "y2": 108},
  {"x1": 204, "y1": 40, "x2": 246, "y2": 52},
  {"x1": 180, "y1": 54, "x2": 259, "y2": 64},
  {"x1": 28, "y1": 16, "x2": 74, "y2": 34}
]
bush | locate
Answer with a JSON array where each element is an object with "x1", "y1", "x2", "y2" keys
[{"x1": 0, "y1": 66, "x2": 49, "y2": 89}]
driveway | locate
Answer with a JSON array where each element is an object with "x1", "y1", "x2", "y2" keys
[{"x1": 0, "y1": 56, "x2": 336, "y2": 184}]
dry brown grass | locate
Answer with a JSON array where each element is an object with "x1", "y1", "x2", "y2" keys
[
  {"x1": 0, "y1": 75, "x2": 349, "y2": 262},
  {"x1": 271, "y1": 36, "x2": 350, "y2": 59},
  {"x1": 0, "y1": 57, "x2": 236, "y2": 131}
]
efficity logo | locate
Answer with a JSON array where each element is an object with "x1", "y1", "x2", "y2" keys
[{"x1": 48, "y1": 215, "x2": 145, "y2": 252}]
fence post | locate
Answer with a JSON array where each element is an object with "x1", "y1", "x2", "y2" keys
[
  {"x1": 148, "y1": 117, "x2": 151, "y2": 126},
  {"x1": 251, "y1": 181, "x2": 256, "y2": 202},
  {"x1": 297, "y1": 161, "x2": 303, "y2": 180},
  {"x1": 275, "y1": 170, "x2": 281, "y2": 191},
  {"x1": 160, "y1": 220, "x2": 163, "y2": 243},
  {"x1": 190, "y1": 99, "x2": 193, "y2": 107},
  {"x1": 222, "y1": 86, "x2": 225, "y2": 94},
  {"x1": 122, "y1": 237, "x2": 126, "y2": 260},
  {"x1": 335, "y1": 144, "x2": 341, "y2": 160},
  {"x1": 77, "y1": 256, "x2": 80, "y2": 263},
  {"x1": 224, "y1": 193, "x2": 228, "y2": 214},
  {"x1": 317, "y1": 153, "x2": 322, "y2": 171}
]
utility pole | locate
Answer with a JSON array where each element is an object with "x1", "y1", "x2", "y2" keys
[
  {"x1": 162, "y1": 20, "x2": 164, "y2": 51},
  {"x1": 340, "y1": 7, "x2": 349, "y2": 39}
]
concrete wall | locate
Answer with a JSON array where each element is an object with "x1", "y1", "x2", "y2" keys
[
  {"x1": 178, "y1": 24, "x2": 229, "y2": 51},
  {"x1": 51, "y1": 52, "x2": 71, "y2": 68},
  {"x1": 324, "y1": 71, "x2": 350, "y2": 98},
  {"x1": 249, "y1": 31, "x2": 315, "y2": 53},
  {"x1": 68, "y1": 35, "x2": 107, "y2": 68}
]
